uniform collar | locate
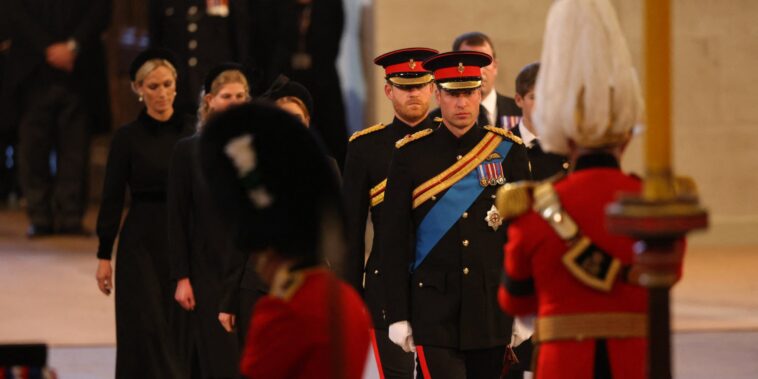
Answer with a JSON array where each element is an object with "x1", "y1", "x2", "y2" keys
[
  {"x1": 573, "y1": 153, "x2": 620, "y2": 171},
  {"x1": 391, "y1": 115, "x2": 434, "y2": 134},
  {"x1": 440, "y1": 122, "x2": 483, "y2": 149}
]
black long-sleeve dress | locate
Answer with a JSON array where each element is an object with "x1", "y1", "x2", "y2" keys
[
  {"x1": 167, "y1": 134, "x2": 245, "y2": 377},
  {"x1": 96, "y1": 110, "x2": 194, "y2": 379}
]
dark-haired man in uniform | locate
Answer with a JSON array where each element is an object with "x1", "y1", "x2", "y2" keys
[
  {"x1": 381, "y1": 51, "x2": 531, "y2": 378},
  {"x1": 343, "y1": 47, "x2": 439, "y2": 378}
]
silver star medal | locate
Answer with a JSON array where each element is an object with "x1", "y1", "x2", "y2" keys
[{"x1": 485, "y1": 205, "x2": 503, "y2": 231}]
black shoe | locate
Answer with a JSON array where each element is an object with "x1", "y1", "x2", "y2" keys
[
  {"x1": 58, "y1": 225, "x2": 92, "y2": 237},
  {"x1": 27, "y1": 225, "x2": 54, "y2": 238}
]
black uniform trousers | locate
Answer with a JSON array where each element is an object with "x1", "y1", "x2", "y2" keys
[
  {"x1": 18, "y1": 79, "x2": 88, "y2": 229},
  {"x1": 416, "y1": 345, "x2": 508, "y2": 379},
  {"x1": 373, "y1": 328, "x2": 415, "y2": 379}
]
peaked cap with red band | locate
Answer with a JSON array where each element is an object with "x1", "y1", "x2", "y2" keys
[
  {"x1": 423, "y1": 51, "x2": 492, "y2": 90},
  {"x1": 374, "y1": 47, "x2": 439, "y2": 86}
]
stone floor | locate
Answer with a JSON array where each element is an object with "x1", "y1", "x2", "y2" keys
[{"x1": 1, "y1": 209, "x2": 757, "y2": 378}]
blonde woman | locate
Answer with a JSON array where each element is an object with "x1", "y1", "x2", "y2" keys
[
  {"x1": 95, "y1": 49, "x2": 194, "y2": 378},
  {"x1": 167, "y1": 63, "x2": 256, "y2": 378}
]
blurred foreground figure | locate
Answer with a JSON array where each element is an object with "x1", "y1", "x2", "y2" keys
[
  {"x1": 198, "y1": 102, "x2": 371, "y2": 378},
  {"x1": 6, "y1": 0, "x2": 112, "y2": 237},
  {"x1": 496, "y1": 1, "x2": 682, "y2": 378}
]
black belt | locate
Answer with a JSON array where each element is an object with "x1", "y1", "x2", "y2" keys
[{"x1": 131, "y1": 191, "x2": 167, "y2": 203}]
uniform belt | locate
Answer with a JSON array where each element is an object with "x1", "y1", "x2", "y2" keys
[
  {"x1": 131, "y1": 191, "x2": 167, "y2": 203},
  {"x1": 534, "y1": 312, "x2": 647, "y2": 343}
]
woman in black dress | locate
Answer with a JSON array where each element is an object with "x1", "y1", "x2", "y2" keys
[
  {"x1": 167, "y1": 63, "x2": 253, "y2": 378},
  {"x1": 95, "y1": 49, "x2": 195, "y2": 378}
]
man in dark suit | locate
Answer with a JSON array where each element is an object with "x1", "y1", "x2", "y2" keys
[
  {"x1": 453, "y1": 32, "x2": 522, "y2": 127},
  {"x1": 381, "y1": 51, "x2": 531, "y2": 378},
  {"x1": 5, "y1": 0, "x2": 112, "y2": 237}
]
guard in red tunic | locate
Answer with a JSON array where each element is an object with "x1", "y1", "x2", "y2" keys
[
  {"x1": 197, "y1": 102, "x2": 372, "y2": 378},
  {"x1": 495, "y1": 0, "x2": 682, "y2": 378}
]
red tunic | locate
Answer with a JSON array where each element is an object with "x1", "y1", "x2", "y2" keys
[
  {"x1": 241, "y1": 268, "x2": 372, "y2": 379},
  {"x1": 498, "y1": 166, "x2": 648, "y2": 379}
]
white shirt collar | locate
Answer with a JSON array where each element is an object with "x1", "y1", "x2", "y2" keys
[
  {"x1": 518, "y1": 119, "x2": 538, "y2": 148},
  {"x1": 482, "y1": 89, "x2": 498, "y2": 126}
]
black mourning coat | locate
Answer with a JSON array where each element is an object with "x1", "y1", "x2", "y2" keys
[
  {"x1": 342, "y1": 116, "x2": 437, "y2": 328},
  {"x1": 96, "y1": 110, "x2": 194, "y2": 378},
  {"x1": 167, "y1": 135, "x2": 244, "y2": 377},
  {"x1": 381, "y1": 124, "x2": 531, "y2": 350}
]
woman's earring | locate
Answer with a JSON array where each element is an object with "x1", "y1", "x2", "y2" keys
[{"x1": 138, "y1": 93, "x2": 144, "y2": 102}]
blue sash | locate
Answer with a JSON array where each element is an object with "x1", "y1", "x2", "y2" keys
[{"x1": 413, "y1": 139, "x2": 513, "y2": 270}]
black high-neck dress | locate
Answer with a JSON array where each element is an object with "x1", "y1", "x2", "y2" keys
[{"x1": 96, "y1": 110, "x2": 194, "y2": 378}]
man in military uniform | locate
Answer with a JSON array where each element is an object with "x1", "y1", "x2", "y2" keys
[
  {"x1": 511, "y1": 62, "x2": 570, "y2": 180},
  {"x1": 496, "y1": 1, "x2": 680, "y2": 378},
  {"x1": 343, "y1": 47, "x2": 438, "y2": 378},
  {"x1": 381, "y1": 51, "x2": 531, "y2": 378}
]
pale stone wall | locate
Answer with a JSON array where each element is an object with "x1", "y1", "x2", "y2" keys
[{"x1": 366, "y1": 0, "x2": 758, "y2": 246}]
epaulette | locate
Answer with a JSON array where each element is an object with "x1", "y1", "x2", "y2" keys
[
  {"x1": 495, "y1": 172, "x2": 565, "y2": 221},
  {"x1": 433, "y1": 116, "x2": 443, "y2": 123},
  {"x1": 349, "y1": 123, "x2": 386, "y2": 142},
  {"x1": 484, "y1": 125, "x2": 523, "y2": 145},
  {"x1": 495, "y1": 181, "x2": 536, "y2": 221},
  {"x1": 271, "y1": 271, "x2": 305, "y2": 301},
  {"x1": 395, "y1": 128, "x2": 434, "y2": 148}
]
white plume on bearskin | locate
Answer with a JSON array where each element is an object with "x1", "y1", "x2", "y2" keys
[{"x1": 533, "y1": 0, "x2": 644, "y2": 155}]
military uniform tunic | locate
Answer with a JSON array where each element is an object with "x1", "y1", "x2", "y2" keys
[
  {"x1": 342, "y1": 116, "x2": 436, "y2": 328},
  {"x1": 381, "y1": 123, "x2": 531, "y2": 350},
  {"x1": 498, "y1": 154, "x2": 658, "y2": 379}
]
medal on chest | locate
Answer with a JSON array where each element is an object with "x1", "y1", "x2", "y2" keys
[{"x1": 477, "y1": 153, "x2": 505, "y2": 187}]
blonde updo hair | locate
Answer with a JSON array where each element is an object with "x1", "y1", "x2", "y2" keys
[
  {"x1": 130, "y1": 59, "x2": 178, "y2": 95},
  {"x1": 198, "y1": 69, "x2": 251, "y2": 124}
]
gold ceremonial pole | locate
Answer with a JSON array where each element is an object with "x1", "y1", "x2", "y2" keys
[
  {"x1": 644, "y1": 0, "x2": 675, "y2": 201},
  {"x1": 606, "y1": 1, "x2": 708, "y2": 378}
]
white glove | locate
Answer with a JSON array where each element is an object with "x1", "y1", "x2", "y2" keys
[
  {"x1": 511, "y1": 315, "x2": 535, "y2": 347},
  {"x1": 388, "y1": 321, "x2": 416, "y2": 353}
]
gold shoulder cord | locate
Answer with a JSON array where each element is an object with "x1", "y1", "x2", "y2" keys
[
  {"x1": 532, "y1": 183, "x2": 622, "y2": 292},
  {"x1": 395, "y1": 128, "x2": 433, "y2": 149},
  {"x1": 349, "y1": 123, "x2": 386, "y2": 142}
]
